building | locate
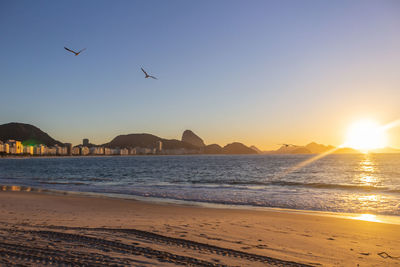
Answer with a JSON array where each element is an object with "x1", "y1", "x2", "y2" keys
[
  {"x1": 90, "y1": 147, "x2": 104, "y2": 155},
  {"x1": 80, "y1": 146, "x2": 89, "y2": 156},
  {"x1": 33, "y1": 146, "x2": 41, "y2": 155},
  {"x1": 23, "y1": 146, "x2": 33, "y2": 155},
  {"x1": 55, "y1": 145, "x2": 68, "y2": 155},
  {"x1": 65, "y1": 143, "x2": 72, "y2": 156},
  {"x1": 72, "y1": 146, "x2": 80, "y2": 155},
  {"x1": 83, "y1": 139, "x2": 89, "y2": 146},
  {"x1": 129, "y1": 147, "x2": 137, "y2": 155},
  {"x1": 7, "y1": 140, "x2": 23, "y2": 154},
  {"x1": 47, "y1": 147, "x2": 57, "y2": 155},
  {"x1": 4, "y1": 143, "x2": 9, "y2": 154},
  {"x1": 156, "y1": 141, "x2": 163, "y2": 152},
  {"x1": 120, "y1": 148, "x2": 129, "y2": 155},
  {"x1": 37, "y1": 144, "x2": 46, "y2": 155},
  {"x1": 135, "y1": 147, "x2": 153, "y2": 155},
  {"x1": 104, "y1": 147, "x2": 112, "y2": 155},
  {"x1": 111, "y1": 148, "x2": 120, "y2": 155},
  {"x1": 0, "y1": 141, "x2": 4, "y2": 153}
]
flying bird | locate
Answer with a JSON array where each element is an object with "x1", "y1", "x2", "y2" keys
[
  {"x1": 64, "y1": 47, "x2": 86, "y2": 56},
  {"x1": 141, "y1": 68, "x2": 157, "y2": 79},
  {"x1": 279, "y1": 144, "x2": 293, "y2": 148}
]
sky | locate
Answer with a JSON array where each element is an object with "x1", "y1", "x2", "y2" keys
[{"x1": 1, "y1": 0, "x2": 400, "y2": 149}]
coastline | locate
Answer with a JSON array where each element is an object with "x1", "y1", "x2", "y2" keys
[
  {"x1": 1, "y1": 190, "x2": 400, "y2": 266},
  {"x1": 2, "y1": 183, "x2": 400, "y2": 225}
]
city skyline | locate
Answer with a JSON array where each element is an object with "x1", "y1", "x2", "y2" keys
[{"x1": 1, "y1": 0, "x2": 400, "y2": 149}]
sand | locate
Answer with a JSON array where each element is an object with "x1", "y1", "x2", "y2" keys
[{"x1": 0, "y1": 191, "x2": 399, "y2": 266}]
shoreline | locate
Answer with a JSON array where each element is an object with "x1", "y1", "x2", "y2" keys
[
  {"x1": 1, "y1": 190, "x2": 400, "y2": 266},
  {"x1": 2, "y1": 183, "x2": 400, "y2": 226}
]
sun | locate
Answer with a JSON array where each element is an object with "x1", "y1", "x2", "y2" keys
[{"x1": 344, "y1": 119, "x2": 387, "y2": 151}]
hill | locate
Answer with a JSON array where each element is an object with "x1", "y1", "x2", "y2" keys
[
  {"x1": 0, "y1": 122, "x2": 63, "y2": 146},
  {"x1": 222, "y1": 142, "x2": 258, "y2": 154},
  {"x1": 181, "y1": 130, "x2": 205, "y2": 147},
  {"x1": 305, "y1": 142, "x2": 335, "y2": 153},
  {"x1": 104, "y1": 133, "x2": 199, "y2": 150},
  {"x1": 290, "y1": 147, "x2": 311, "y2": 154},
  {"x1": 250, "y1": 145, "x2": 262, "y2": 153},
  {"x1": 203, "y1": 144, "x2": 223, "y2": 154},
  {"x1": 265, "y1": 142, "x2": 340, "y2": 154},
  {"x1": 104, "y1": 133, "x2": 160, "y2": 148}
]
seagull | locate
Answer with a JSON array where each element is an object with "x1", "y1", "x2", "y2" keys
[
  {"x1": 141, "y1": 68, "x2": 157, "y2": 79},
  {"x1": 279, "y1": 144, "x2": 293, "y2": 148},
  {"x1": 64, "y1": 47, "x2": 86, "y2": 56}
]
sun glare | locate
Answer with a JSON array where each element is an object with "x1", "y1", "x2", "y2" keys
[
  {"x1": 344, "y1": 120, "x2": 387, "y2": 151},
  {"x1": 352, "y1": 214, "x2": 381, "y2": 223}
]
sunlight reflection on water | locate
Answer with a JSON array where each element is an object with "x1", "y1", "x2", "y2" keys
[
  {"x1": 352, "y1": 214, "x2": 381, "y2": 222},
  {"x1": 357, "y1": 154, "x2": 378, "y2": 186}
]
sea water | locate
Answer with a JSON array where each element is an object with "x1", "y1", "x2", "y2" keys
[{"x1": 0, "y1": 154, "x2": 399, "y2": 216}]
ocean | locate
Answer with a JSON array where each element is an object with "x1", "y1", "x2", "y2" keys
[{"x1": 1, "y1": 154, "x2": 400, "y2": 216}]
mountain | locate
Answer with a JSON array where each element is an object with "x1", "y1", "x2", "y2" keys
[
  {"x1": 271, "y1": 144, "x2": 301, "y2": 154},
  {"x1": 104, "y1": 133, "x2": 199, "y2": 150},
  {"x1": 290, "y1": 147, "x2": 311, "y2": 154},
  {"x1": 305, "y1": 142, "x2": 335, "y2": 153},
  {"x1": 0, "y1": 122, "x2": 63, "y2": 146},
  {"x1": 181, "y1": 130, "x2": 205, "y2": 147},
  {"x1": 265, "y1": 142, "x2": 340, "y2": 154},
  {"x1": 222, "y1": 142, "x2": 258, "y2": 154},
  {"x1": 204, "y1": 144, "x2": 223, "y2": 154},
  {"x1": 250, "y1": 145, "x2": 262, "y2": 153},
  {"x1": 162, "y1": 139, "x2": 199, "y2": 150},
  {"x1": 105, "y1": 133, "x2": 160, "y2": 148}
]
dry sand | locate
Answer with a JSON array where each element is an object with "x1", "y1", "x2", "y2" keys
[{"x1": 0, "y1": 190, "x2": 399, "y2": 266}]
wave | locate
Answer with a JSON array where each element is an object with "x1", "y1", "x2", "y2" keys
[
  {"x1": 39, "y1": 181, "x2": 87, "y2": 186},
  {"x1": 185, "y1": 180, "x2": 400, "y2": 193},
  {"x1": 269, "y1": 181, "x2": 386, "y2": 191}
]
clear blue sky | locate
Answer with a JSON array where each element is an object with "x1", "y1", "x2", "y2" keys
[{"x1": 1, "y1": 0, "x2": 399, "y2": 148}]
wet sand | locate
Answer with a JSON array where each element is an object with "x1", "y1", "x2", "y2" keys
[{"x1": 0, "y1": 191, "x2": 399, "y2": 266}]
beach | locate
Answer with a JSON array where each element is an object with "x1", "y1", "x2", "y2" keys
[{"x1": 1, "y1": 191, "x2": 399, "y2": 266}]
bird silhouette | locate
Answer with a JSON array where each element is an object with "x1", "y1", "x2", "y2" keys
[
  {"x1": 64, "y1": 47, "x2": 86, "y2": 56},
  {"x1": 279, "y1": 144, "x2": 293, "y2": 148},
  {"x1": 141, "y1": 68, "x2": 157, "y2": 79}
]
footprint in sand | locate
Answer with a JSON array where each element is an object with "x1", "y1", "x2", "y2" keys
[{"x1": 302, "y1": 234, "x2": 312, "y2": 237}]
